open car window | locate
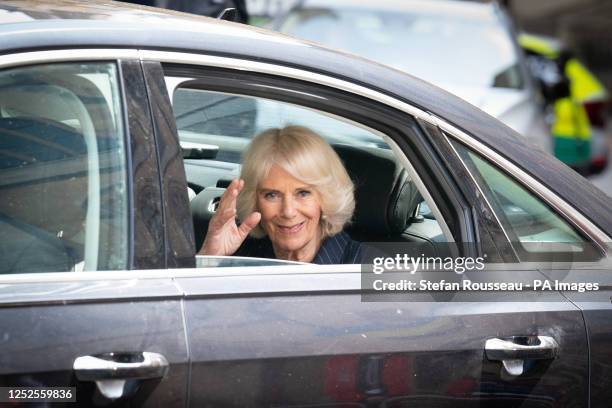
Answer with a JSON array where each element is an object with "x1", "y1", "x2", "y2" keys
[{"x1": 168, "y1": 79, "x2": 450, "y2": 266}]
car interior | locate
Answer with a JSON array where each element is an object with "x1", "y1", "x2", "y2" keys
[
  {"x1": 171, "y1": 84, "x2": 447, "y2": 259},
  {"x1": 0, "y1": 63, "x2": 125, "y2": 273},
  {"x1": 0, "y1": 80, "x2": 93, "y2": 273},
  {"x1": 0, "y1": 115, "x2": 87, "y2": 273}
]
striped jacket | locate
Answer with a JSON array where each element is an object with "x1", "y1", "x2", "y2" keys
[{"x1": 235, "y1": 231, "x2": 362, "y2": 264}]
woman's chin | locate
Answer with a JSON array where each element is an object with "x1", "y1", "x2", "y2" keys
[{"x1": 274, "y1": 237, "x2": 308, "y2": 252}]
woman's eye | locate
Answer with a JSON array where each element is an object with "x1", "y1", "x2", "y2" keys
[
  {"x1": 264, "y1": 191, "x2": 278, "y2": 200},
  {"x1": 297, "y1": 190, "x2": 311, "y2": 198}
]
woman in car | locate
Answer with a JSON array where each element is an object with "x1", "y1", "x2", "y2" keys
[{"x1": 198, "y1": 125, "x2": 362, "y2": 264}]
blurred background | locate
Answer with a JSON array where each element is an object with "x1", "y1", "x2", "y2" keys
[{"x1": 126, "y1": 0, "x2": 612, "y2": 197}]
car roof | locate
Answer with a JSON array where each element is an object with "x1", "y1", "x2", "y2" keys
[
  {"x1": 0, "y1": 0, "x2": 207, "y2": 24},
  {"x1": 0, "y1": 0, "x2": 610, "y2": 235}
]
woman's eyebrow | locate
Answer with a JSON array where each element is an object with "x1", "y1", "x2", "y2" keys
[{"x1": 257, "y1": 186, "x2": 310, "y2": 192}]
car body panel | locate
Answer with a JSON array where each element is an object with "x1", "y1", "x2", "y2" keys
[
  {"x1": 538, "y1": 267, "x2": 612, "y2": 408},
  {"x1": 176, "y1": 271, "x2": 588, "y2": 407},
  {"x1": 0, "y1": 2, "x2": 610, "y2": 407},
  {"x1": 0, "y1": 276, "x2": 189, "y2": 407}
]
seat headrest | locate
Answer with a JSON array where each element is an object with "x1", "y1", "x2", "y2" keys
[
  {"x1": 0, "y1": 117, "x2": 88, "y2": 241},
  {"x1": 334, "y1": 144, "x2": 420, "y2": 238},
  {"x1": 0, "y1": 117, "x2": 87, "y2": 169}
]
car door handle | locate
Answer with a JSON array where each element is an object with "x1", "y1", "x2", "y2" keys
[
  {"x1": 485, "y1": 336, "x2": 558, "y2": 376},
  {"x1": 73, "y1": 352, "x2": 169, "y2": 400},
  {"x1": 485, "y1": 336, "x2": 558, "y2": 360},
  {"x1": 74, "y1": 351, "x2": 169, "y2": 380}
]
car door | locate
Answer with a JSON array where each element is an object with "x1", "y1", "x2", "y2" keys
[
  {"x1": 142, "y1": 54, "x2": 590, "y2": 407},
  {"x1": 445, "y1": 121, "x2": 612, "y2": 408},
  {"x1": 0, "y1": 56, "x2": 188, "y2": 407},
  {"x1": 556, "y1": 269, "x2": 612, "y2": 408}
]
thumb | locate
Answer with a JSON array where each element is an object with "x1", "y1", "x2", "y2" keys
[{"x1": 238, "y1": 212, "x2": 261, "y2": 237}]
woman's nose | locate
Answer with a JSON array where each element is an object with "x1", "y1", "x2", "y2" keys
[{"x1": 281, "y1": 196, "x2": 297, "y2": 218}]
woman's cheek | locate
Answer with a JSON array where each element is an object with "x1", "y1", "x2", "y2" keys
[
  {"x1": 306, "y1": 196, "x2": 322, "y2": 213},
  {"x1": 257, "y1": 200, "x2": 277, "y2": 221}
]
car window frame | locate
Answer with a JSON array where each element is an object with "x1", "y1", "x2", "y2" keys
[
  {"x1": 0, "y1": 49, "x2": 172, "y2": 277},
  {"x1": 141, "y1": 61, "x2": 195, "y2": 269},
  {"x1": 434, "y1": 119, "x2": 611, "y2": 265},
  {"x1": 416, "y1": 119, "x2": 518, "y2": 263},
  {"x1": 448, "y1": 134, "x2": 606, "y2": 263},
  {"x1": 157, "y1": 63, "x2": 473, "y2": 262},
  {"x1": 145, "y1": 50, "x2": 610, "y2": 267}
]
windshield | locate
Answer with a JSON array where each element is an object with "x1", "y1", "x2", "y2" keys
[{"x1": 280, "y1": 7, "x2": 524, "y2": 89}]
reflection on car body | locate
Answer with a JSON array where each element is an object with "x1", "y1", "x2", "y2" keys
[{"x1": 0, "y1": 1, "x2": 610, "y2": 407}]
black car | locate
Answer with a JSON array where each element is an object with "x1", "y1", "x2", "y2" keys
[{"x1": 0, "y1": 1, "x2": 610, "y2": 407}]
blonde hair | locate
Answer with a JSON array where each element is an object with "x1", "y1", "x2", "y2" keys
[{"x1": 237, "y1": 126, "x2": 355, "y2": 239}]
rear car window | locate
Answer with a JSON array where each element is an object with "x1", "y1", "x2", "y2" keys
[{"x1": 0, "y1": 62, "x2": 128, "y2": 273}]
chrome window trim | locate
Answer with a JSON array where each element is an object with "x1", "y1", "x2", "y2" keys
[
  {"x1": 0, "y1": 264, "x2": 360, "y2": 285},
  {"x1": 0, "y1": 49, "x2": 138, "y2": 68},
  {"x1": 141, "y1": 50, "x2": 433, "y2": 121},
  {"x1": 0, "y1": 48, "x2": 608, "y2": 260}
]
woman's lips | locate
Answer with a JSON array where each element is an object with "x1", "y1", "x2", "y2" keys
[{"x1": 277, "y1": 221, "x2": 305, "y2": 234}]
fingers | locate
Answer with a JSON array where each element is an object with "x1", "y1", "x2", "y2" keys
[
  {"x1": 216, "y1": 179, "x2": 239, "y2": 213},
  {"x1": 209, "y1": 179, "x2": 246, "y2": 231},
  {"x1": 210, "y1": 207, "x2": 236, "y2": 230},
  {"x1": 213, "y1": 179, "x2": 241, "y2": 217},
  {"x1": 238, "y1": 211, "x2": 261, "y2": 238},
  {"x1": 201, "y1": 180, "x2": 253, "y2": 256}
]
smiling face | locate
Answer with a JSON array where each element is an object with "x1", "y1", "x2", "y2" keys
[{"x1": 257, "y1": 165, "x2": 323, "y2": 262}]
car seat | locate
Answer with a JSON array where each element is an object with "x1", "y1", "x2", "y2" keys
[{"x1": 333, "y1": 144, "x2": 422, "y2": 242}]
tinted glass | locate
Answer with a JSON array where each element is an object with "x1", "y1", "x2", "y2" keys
[
  {"x1": 0, "y1": 63, "x2": 128, "y2": 273},
  {"x1": 452, "y1": 139, "x2": 600, "y2": 261}
]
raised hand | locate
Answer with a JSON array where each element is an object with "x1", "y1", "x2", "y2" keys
[{"x1": 198, "y1": 179, "x2": 261, "y2": 256}]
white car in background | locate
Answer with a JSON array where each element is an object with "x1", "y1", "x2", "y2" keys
[{"x1": 273, "y1": 0, "x2": 552, "y2": 152}]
